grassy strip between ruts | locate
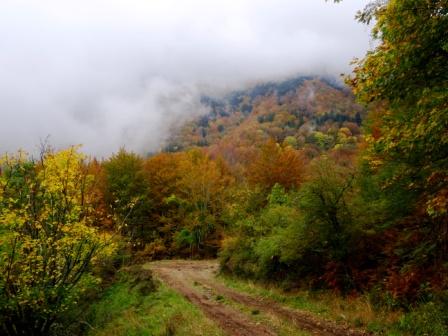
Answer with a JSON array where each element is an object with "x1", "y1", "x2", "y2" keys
[
  {"x1": 84, "y1": 278, "x2": 225, "y2": 336},
  {"x1": 191, "y1": 279, "x2": 310, "y2": 336},
  {"x1": 218, "y1": 294, "x2": 311, "y2": 336},
  {"x1": 218, "y1": 274, "x2": 448, "y2": 336}
]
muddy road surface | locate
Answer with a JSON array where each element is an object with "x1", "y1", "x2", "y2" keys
[{"x1": 146, "y1": 260, "x2": 369, "y2": 336}]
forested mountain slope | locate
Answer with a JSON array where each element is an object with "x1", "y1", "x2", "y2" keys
[{"x1": 166, "y1": 76, "x2": 365, "y2": 163}]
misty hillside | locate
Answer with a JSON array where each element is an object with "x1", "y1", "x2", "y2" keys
[{"x1": 165, "y1": 76, "x2": 365, "y2": 159}]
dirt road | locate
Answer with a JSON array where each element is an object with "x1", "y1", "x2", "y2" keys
[{"x1": 146, "y1": 260, "x2": 369, "y2": 336}]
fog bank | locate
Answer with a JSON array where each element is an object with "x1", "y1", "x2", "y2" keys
[{"x1": 0, "y1": 0, "x2": 371, "y2": 156}]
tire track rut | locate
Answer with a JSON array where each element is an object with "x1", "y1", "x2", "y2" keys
[{"x1": 146, "y1": 260, "x2": 369, "y2": 336}]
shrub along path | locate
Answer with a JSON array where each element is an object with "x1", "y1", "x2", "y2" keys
[{"x1": 146, "y1": 260, "x2": 370, "y2": 336}]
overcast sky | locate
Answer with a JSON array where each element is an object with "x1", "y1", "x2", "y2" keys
[{"x1": 0, "y1": 0, "x2": 372, "y2": 156}]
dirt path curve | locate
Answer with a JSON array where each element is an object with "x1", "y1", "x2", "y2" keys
[{"x1": 145, "y1": 260, "x2": 369, "y2": 336}]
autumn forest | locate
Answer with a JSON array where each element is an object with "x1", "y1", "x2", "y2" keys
[{"x1": 1, "y1": 1, "x2": 447, "y2": 335}]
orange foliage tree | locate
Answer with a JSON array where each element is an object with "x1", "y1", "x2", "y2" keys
[{"x1": 247, "y1": 140, "x2": 306, "y2": 191}]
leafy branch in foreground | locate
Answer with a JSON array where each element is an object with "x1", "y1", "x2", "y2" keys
[{"x1": 0, "y1": 146, "x2": 116, "y2": 336}]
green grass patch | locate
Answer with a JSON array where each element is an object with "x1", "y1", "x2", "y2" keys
[
  {"x1": 218, "y1": 275, "x2": 447, "y2": 335},
  {"x1": 219, "y1": 275, "x2": 330, "y2": 316},
  {"x1": 83, "y1": 275, "x2": 224, "y2": 336}
]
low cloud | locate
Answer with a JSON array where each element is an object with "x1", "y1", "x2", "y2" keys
[{"x1": 0, "y1": 0, "x2": 371, "y2": 156}]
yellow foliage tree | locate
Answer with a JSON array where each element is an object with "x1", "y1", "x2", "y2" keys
[
  {"x1": 174, "y1": 149, "x2": 234, "y2": 255},
  {"x1": 0, "y1": 146, "x2": 115, "y2": 336}
]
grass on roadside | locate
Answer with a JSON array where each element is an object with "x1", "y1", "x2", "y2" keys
[
  {"x1": 83, "y1": 271, "x2": 224, "y2": 336},
  {"x1": 218, "y1": 274, "x2": 447, "y2": 336}
]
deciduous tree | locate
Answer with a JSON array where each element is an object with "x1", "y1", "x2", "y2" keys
[
  {"x1": 0, "y1": 147, "x2": 115, "y2": 336},
  {"x1": 247, "y1": 140, "x2": 306, "y2": 191}
]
